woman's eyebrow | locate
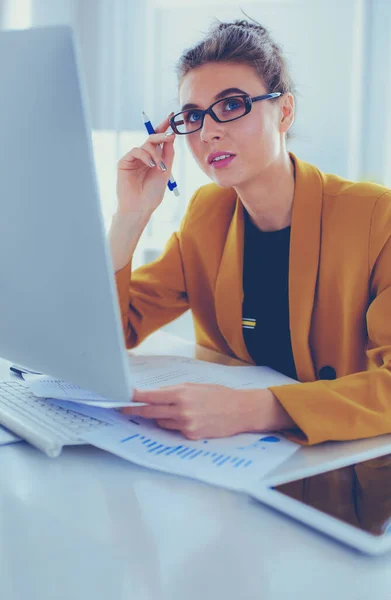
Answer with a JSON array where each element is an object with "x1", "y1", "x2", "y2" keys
[{"x1": 180, "y1": 87, "x2": 247, "y2": 111}]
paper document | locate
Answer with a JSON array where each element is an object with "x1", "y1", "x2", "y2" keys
[
  {"x1": 0, "y1": 424, "x2": 22, "y2": 447},
  {"x1": 127, "y1": 355, "x2": 298, "y2": 389},
  {"x1": 23, "y1": 374, "x2": 140, "y2": 408},
  {"x1": 52, "y1": 399, "x2": 299, "y2": 491},
  {"x1": 24, "y1": 355, "x2": 298, "y2": 407}
]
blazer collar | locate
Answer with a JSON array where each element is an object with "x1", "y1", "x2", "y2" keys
[{"x1": 214, "y1": 153, "x2": 322, "y2": 381}]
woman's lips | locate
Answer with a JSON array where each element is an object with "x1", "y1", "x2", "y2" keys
[{"x1": 210, "y1": 155, "x2": 236, "y2": 169}]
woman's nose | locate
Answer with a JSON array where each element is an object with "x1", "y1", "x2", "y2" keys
[{"x1": 199, "y1": 113, "x2": 224, "y2": 142}]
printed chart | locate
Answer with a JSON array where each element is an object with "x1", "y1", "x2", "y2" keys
[
  {"x1": 119, "y1": 432, "x2": 255, "y2": 469},
  {"x1": 79, "y1": 410, "x2": 299, "y2": 491}
]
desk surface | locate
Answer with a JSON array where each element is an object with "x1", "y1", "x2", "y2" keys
[{"x1": 1, "y1": 331, "x2": 391, "y2": 600}]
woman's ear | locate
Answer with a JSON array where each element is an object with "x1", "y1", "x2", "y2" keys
[{"x1": 279, "y1": 93, "x2": 295, "y2": 133}]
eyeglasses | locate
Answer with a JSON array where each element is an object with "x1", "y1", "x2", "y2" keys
[{"x1": 169, "y1": 92, "x2": 282, "y2": 135}]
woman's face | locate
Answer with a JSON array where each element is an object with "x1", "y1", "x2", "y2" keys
[{"x1": 178, "y1": 62, "x2": 293, "y2": 188}]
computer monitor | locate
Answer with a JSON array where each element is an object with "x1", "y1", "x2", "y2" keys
[{"x1": 0, "y1": 25, "x2": 133, "y2": 403}]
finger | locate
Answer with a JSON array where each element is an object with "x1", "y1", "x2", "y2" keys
[
  {"x1": 122, "y1": 404, "x2": 178, "y2": 419},
  {"x1": 118, "y1": 134, "x2": 175, "y2": 169},
  {"x1": 131, "y1": 387, "x2": 180, "y2": 405},
  {"x1": 142, "y1": 135, "x2": 176, "y2": 171},
  {"x1": 156, "y1": 418, "x2": 182, "y2": 431},
  {"x1": 154, "y1": 112, "x2": 175, "y2": 134},
  {"x1": 144, "y1": 131, "x2": 176, "y2": 147},
  {"x1": 118, "y1": 147, "x2": 157, "y2": 169},
  {"x1": 160, "y1": 134, "x2": 175, "y2": 166}
]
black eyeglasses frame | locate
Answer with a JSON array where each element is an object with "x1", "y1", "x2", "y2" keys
[{"x1": 169, "y1": 92, "x2": 282, "y2": 135}]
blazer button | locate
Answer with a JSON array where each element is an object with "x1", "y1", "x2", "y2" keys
[{"x1": 319, "y1": 366, "x2": 336, "y2": 380}]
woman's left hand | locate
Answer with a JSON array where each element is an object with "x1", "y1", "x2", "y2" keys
[{"x1": 122, "y1": 383, "x2": 275, "y2": 440}]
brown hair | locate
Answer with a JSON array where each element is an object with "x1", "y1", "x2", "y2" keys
[{"x1": 175, "y1": 16, "x2": 296, "y2": 138}]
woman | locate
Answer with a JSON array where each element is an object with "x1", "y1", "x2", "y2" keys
[{"x1": 109, "y1": 19, "x2": 391, "y2": 445}]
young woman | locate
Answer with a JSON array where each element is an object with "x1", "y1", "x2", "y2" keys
[{"x1": 108, "y1": 19, "x2": 391, "y2": 446}]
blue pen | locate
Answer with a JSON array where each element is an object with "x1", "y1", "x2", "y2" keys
[{"x1": 142, "y1": 111, "x2": 180, "y2": 196}]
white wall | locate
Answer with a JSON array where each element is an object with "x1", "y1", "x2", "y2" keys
[{"x1": 359, "y1": 0, "x2": 391, "y2": 185}]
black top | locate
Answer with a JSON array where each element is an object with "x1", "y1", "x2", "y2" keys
[{"x1": 242, "y1": 208, "x2": 298, "y2": 380}]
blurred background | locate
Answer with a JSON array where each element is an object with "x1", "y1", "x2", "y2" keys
[{"x1": 0, "y1": 0, "x2": 390, "y2": 339}]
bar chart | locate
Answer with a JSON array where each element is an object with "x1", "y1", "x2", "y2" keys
[
  {"x1": 120, "y1": 433, "x2": 254, "y2": 469},
  {"x1": 80, "y1": 409, "x2": 299, "y2": 488}
]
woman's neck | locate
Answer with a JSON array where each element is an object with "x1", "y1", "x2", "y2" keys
[{"x1": 234, "y1": 153, "x2": 295, "y2": 232}]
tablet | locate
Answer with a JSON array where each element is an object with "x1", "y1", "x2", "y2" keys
[{"x1": 252, "y1": 453, "x2": 391, "y2": 555}]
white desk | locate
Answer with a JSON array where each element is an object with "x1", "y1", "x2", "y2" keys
[{"x1": 1, "y1": 331, "x2": 391, "y2": 600}]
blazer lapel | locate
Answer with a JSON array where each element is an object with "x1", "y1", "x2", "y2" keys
[
  {"x1": 288, "y1": 153, "x2": 322, "y2": 382},
  {"x1": 215, "y1": 197, "x2": 253, "y2": 363},
  {"x1": 214, "y1": 153, "x2": 323, "y2": 379}
]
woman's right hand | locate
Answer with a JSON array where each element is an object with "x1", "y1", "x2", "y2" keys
[{"x1": 116, "y1": 114, "x2": 176, "y2": 215}]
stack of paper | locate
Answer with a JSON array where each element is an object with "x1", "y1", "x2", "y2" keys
[{"x1": 23, "y1": 354, "x2": 298, "y2": 406}]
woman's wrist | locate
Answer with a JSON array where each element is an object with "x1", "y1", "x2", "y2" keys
[{"x1": 239, "y1": 388, "x2": 296, "y2": 433}]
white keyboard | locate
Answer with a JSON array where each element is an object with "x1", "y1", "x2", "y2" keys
[{"x1": 0, "y1": 380, "x2": 109, "y2": 457}]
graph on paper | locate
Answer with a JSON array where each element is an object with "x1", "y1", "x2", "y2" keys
[
  {"x1": 64, "y1": 406, "x2": 300, "y2": 490},
  {"x1": 119, "y1": 432, "x2": 255, "y2": 469}
]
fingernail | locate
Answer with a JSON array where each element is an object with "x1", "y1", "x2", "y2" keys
[
  {"x1": 159, "y1": 161, "x2": 167, "y2": 172},
  {"x1": 164, "y1": 130, "x2": 175, "y2": 137},
  {"x1": 149, "y1": 159, "x2": 156, "y2": 167},
  {"x1": 166, "y1": 111, "x2": 174, "y2": 119}
]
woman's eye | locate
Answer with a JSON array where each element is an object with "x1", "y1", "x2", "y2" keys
[
  {"x1": 225, "y1": 100, "x2": 242, "y2": 111},
  {"x1": 186, "y1": 111, "x2": 202, "y2": 123}
]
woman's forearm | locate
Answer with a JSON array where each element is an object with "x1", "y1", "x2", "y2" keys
[{"x1": 108, "y1": 210, "x2": 151, "y2": 272}]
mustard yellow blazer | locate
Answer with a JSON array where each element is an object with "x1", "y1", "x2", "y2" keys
[{"x1": 115, "y1": 153, "x2": 391, "y2": 446}]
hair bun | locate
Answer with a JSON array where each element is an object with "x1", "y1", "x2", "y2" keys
[{"x1": 217, "y1": 19, "x2": 268, "y2": 36}]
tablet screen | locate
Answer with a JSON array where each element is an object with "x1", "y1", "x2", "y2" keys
[{"x1": 272, "y1": 454, "x2": 391, "y2": 537}]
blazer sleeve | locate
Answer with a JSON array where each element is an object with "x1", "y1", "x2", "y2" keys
[
  {"x1": 269, "y1": 192, "x2": 391, "y2": 446},
  {"x1": 114, "y1": 230, "x2": 189, "y2": 349}
]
